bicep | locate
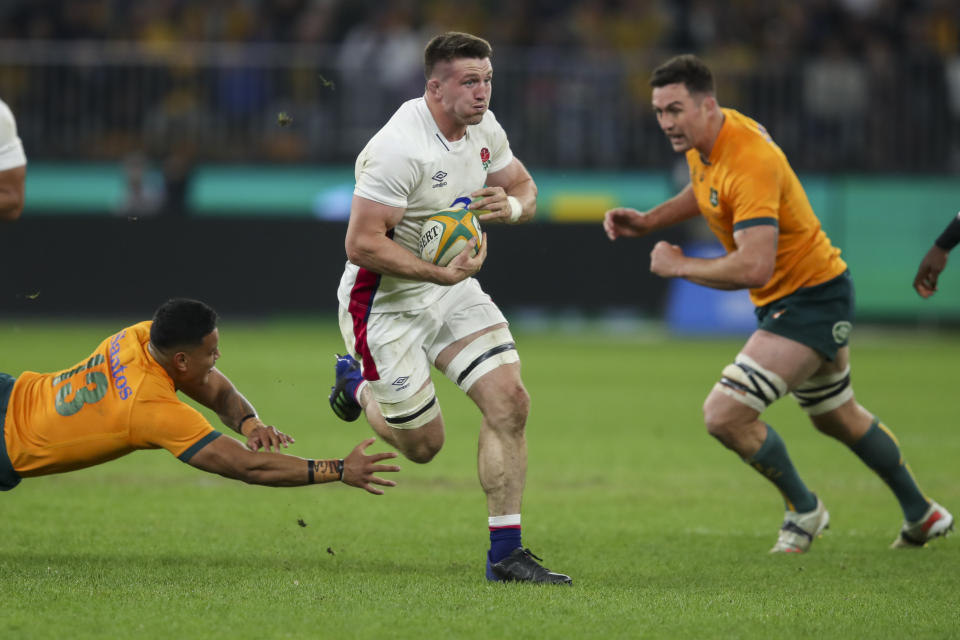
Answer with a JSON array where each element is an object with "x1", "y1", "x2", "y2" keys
[
  {"x1": 733, "y1": 224, "x2": 778, "y2": 261},
  {"x1": 180, "y1": 367, "x2": 231, "y2": 411},
  {"x1": 346, "y1": 195, "x2": 405, "y2": 249}
]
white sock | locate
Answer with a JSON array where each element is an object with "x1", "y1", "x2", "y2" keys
[{"x1": 488, "y1": 514, "x2": 521, "y2": 528}]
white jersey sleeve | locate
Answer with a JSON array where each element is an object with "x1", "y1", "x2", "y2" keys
[
  {"x1": 354, "y1": 126, "x2": 423, "y2": 209},
  {"x1": 481, "y1": 109, "x2": 513, "y2": 174},
  {"x1": 0, "y1": 99, "x2": 26, "y2": 171}
]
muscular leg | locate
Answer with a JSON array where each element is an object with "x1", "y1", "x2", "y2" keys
[
  {"x1": 433, "y1": 323, "x2": 570, "y2": 582},
  {"x1": 335, "y1": 301, "x2": 447, "y2": 464},
  {"x1": 339, "y1": 299, "x2": 569, "y2": 580},
  {"x1": 469, "y1": 363, "x2": 528, "y2": 516},
  {"x1": 801, "y1": 347, "x2": 871, "y2": 444},
  {"x1": 434, "y1": 324, "x2": 528, "y2": 517},
  {"x1": 702, "y1": 330, "x2": 823, "y2": 511},
  {"x1": 806, "y1": 347, "x2": 931, "y2": 522},
  {"x1": 703, "y1": 330, "x2": 822, "y2": 456},
  {"x1": 356, "y1": 381, "x2": 445, "y2": 464}
]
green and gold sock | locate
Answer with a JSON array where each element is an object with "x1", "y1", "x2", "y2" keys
[
  {"x1": 850, "y1": 419, "x2": 929, "y2": 522},
  {"x1": 745, "y1": 423, "x2": 818, "y2": 513}
]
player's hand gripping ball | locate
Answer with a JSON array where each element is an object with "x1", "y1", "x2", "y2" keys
[{"x1": 418, "y1": 208, "x2": 483, "y2": 267}]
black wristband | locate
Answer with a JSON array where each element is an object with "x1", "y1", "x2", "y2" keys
[
  {"x1": 934, "y1": 214, "x2": 960, "y2": 251},
  {"x1": 237, "y1": 413, "x2": 257, "y2": 432},
  {"x1": 307, "y1": 459, "x2": 315, "y2": 484},
  {"x1": 337, "y1": 458, "x2": 344, "y2": 481}
]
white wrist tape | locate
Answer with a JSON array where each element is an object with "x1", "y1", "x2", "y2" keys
[{"x1": 506, "y1": 195, "x2": 522, "y2": 223}]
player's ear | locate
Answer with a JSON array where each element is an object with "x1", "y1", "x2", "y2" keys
[
  {"x1": 426, "y1": 77, "x2": 441, "y2": 96},
  {"x1": 173, "y1": 351, "x2": 189, "y2": 371}
]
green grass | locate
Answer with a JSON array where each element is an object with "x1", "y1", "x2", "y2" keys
[{"x1": 1, "y1": 318, "x2": 958, "y2": 639}]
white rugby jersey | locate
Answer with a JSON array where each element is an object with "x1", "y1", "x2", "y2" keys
[
  {"x1": 0, "y1": 99, "x2": 26, "y2": 171},
  {"x1": 337, "y1": 97, "x2": 514, "y2": 313}
]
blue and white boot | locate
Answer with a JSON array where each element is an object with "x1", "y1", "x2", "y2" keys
[{"x1": 329, "y1": 354, "x2": 363, "y2": 422}]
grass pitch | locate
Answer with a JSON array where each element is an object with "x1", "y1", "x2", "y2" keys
[{"x1": 0, "y1": 318, "x2": 957, "y2": 639}]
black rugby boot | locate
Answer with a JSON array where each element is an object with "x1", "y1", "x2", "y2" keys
[{"x1": 489, "y1": 548, "x2": 572, "y2": 585}]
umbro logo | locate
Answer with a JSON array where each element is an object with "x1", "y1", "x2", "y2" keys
[
  {"x1": 432, "y1": 171, "x2": 448, "y2": 188},
  {"x1": 393, "y1": 376, "x2": 409, "y2": 386}
]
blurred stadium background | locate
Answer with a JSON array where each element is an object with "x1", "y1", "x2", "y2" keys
[{"x1": 2, "y1": 0, "x2": 960, "y2": 326}]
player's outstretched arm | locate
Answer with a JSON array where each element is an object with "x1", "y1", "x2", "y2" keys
[
  {"x1": 180, "y1": 367, "x2": 294, "y2": 452},
  {"x1": 187, "y1": 436, "x2": 400, "y2": 494},
  {"x1": 603, "y1": 183, "x2": 701, "y2": 240}
]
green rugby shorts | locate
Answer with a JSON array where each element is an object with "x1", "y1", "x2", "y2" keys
[{"x1": 754, "y1": 270, "x2": 854, "y2": 361}]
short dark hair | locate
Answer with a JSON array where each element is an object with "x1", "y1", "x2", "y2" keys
[
  {"x1": 150, "y1": 298, "x2": 218, "y2": 351},
  {"x1": 650, "y1": 54, "x2": 715, "y2": 96},
  {"x1": 424, "y1": 32, "x2": 492, "y2": 79}
]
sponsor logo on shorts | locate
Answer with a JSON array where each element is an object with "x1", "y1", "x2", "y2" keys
[
  {"x1": 832, "y1": 321, "x2": 852, "y2": 344},
  {"x1": 772, "y1": 308, "x2": 787, "y2": 320}
]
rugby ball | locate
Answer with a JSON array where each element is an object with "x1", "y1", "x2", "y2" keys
[{"x1": 418, "y1": 208, "x2": 483, "y2": 267}]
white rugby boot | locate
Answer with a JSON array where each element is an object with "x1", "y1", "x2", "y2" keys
[
  {"x1": 891, "y1": 501, "x2": 954, "y2": 548},
  {"x1": 770, "y1": 497, "x2": 830, "y2": 554}
]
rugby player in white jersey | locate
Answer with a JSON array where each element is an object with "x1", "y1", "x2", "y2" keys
[
  {"x1": 0, "y1": 98, "x2": 26, "y2": 221},
  {"x1": 329, "y1": 32, "x2": 571, "y2": 584}
]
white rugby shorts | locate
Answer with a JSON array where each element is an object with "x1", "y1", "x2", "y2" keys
[{"x1": 338, "y1": 278, "x2": 511, "y2": 405}]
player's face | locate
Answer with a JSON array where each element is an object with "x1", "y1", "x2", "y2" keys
[
  {"x1": 435, "y1": 57, "x2": 493, "y2": 127},
  {"x1": 185, "y1": 329, "x2": 221, "y2": 385},
  {"x1": 652, "y1": 83, "x2": 709, "y2": 153}
]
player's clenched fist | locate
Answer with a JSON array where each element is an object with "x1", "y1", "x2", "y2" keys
[
  {"x1": 603, "y1": 207, "x2": 654, "y2": 240},
  {"x1": 649, "y1": 240, "x2": 685, "y2": 278}
]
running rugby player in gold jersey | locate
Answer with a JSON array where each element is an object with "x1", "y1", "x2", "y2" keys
[{"x1": 603, "y1": 54, "x2": 952, "y2": 553}]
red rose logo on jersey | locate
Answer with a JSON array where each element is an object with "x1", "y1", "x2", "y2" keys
[{"x1": 480, "y1": 147, "x2": 491, "y2": 170}]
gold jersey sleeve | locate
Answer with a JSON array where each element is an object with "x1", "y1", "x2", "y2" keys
[
  {"x1": 4, "y1": 322, "x2": 217, "y2": 477},
  {"x1": 686, "y1": 108, "x2": 847, "y2": 307}
]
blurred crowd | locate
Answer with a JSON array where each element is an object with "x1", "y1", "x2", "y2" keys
[
  {"x1": 2, "y1": 0, "x2": 957, "y2": 60},
  {"x1": 0, "y1": 0, "x2": 959, "y2": 176}
]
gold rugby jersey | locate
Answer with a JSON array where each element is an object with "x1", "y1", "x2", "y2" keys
[
  {"x1": 4, "y1": 322, "x2": 218, "y2": 477},
  {"x1": 686, "y1": 108, "x2": 847, "y2": 307}
]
